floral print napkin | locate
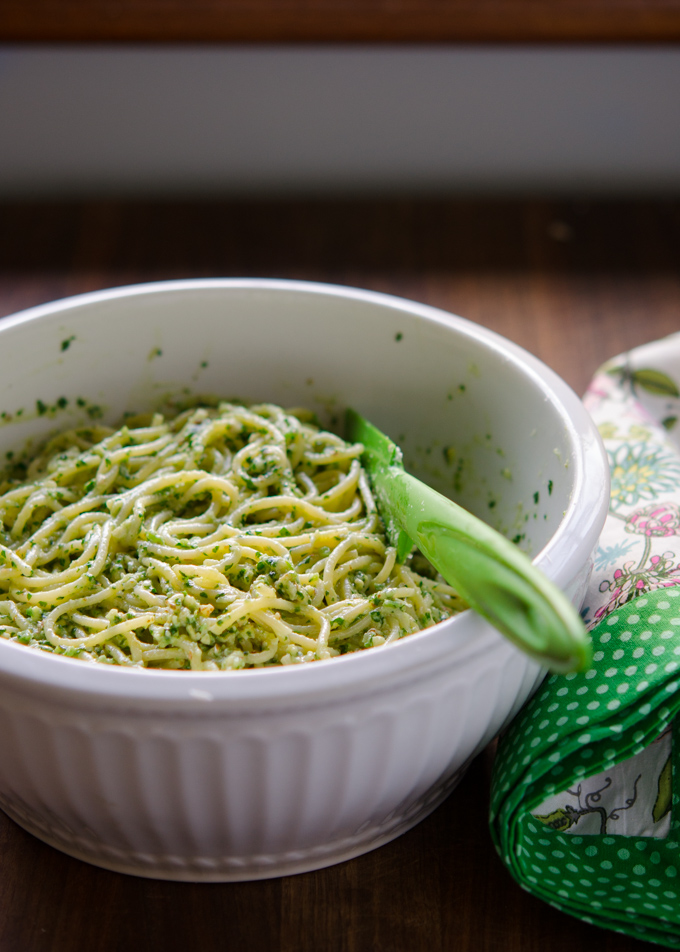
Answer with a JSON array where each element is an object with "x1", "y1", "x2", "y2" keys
[{"x1": 490, "y1": 332, "x2": 680, "y2": 948}]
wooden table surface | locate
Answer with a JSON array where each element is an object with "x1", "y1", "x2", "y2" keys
[
  {"x1": 0, "y1": 197, "x2": 679, "y2": 951},
  {"x1": 4, "y1": 0, "x2": 680, "y2": 43}
]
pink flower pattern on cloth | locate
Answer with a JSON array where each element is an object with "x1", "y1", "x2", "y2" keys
[
  {"x1": 627, "y1": 502, "x2": 680, "y2": 537},
  {"x1": 581, "y1": 340, "x2": 680, "y2": 629},
  {"x1": 534, "y1": 332, "x2": 680, "y2": 838}
]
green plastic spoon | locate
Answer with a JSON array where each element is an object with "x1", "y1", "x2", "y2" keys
[{"x1": 346, "y1": 409, "x2": 591, "y2": 674}]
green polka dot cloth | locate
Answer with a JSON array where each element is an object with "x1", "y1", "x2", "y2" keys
[{"x1": 491, "y1": 334, "x2": 680, "y2": 948}]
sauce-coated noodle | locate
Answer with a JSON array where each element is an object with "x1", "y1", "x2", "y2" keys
[{"x1": 0, "y1": 403, "x2": 463, "y2": 669}]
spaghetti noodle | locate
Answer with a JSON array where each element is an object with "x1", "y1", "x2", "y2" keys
[{"x1": 0, "y1": 402, "x2": 463, "y2": 669}]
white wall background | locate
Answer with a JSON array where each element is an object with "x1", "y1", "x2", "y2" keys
[{"x1": 0, "y1": 46, "x2": 679, "y2": 196}]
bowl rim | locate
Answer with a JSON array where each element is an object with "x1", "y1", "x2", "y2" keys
[{"x1": 0, "y1": 278, "x2": 610, "y2": 703}]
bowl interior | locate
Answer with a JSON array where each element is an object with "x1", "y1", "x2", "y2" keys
[{"x1": 0, "y1": 281, "x2": 578, "y2": 561}]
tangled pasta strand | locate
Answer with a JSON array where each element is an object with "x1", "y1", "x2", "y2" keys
[{"x1": 0, "y1": 402, "x2": 463, "y2": 669}]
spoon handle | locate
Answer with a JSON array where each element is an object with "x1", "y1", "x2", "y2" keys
[
  {"x1": 347, "y1": 409, "x2": 591, "y2": 673},
  {"x1": 381, "y1": 466, "x2": 590, "y2": 672}
]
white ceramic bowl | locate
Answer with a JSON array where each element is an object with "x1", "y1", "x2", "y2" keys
[{"x1": 0, "y1": 280, "x2": 609, "y2": 880}]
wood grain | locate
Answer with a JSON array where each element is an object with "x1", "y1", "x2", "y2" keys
[
  {"x1": 3, "y1": 0, "x2": 680, "y2": 43},
  {"x1": 2, "y1": 198, "x2": 679, "y2": 394},
  {"x1": 0, "y1": 197, "x2": 678, "y2": 952}
]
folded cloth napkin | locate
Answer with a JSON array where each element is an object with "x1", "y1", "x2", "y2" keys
[{"x1": 490, "y1": 332, "x2": 680, "y2": 948}]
